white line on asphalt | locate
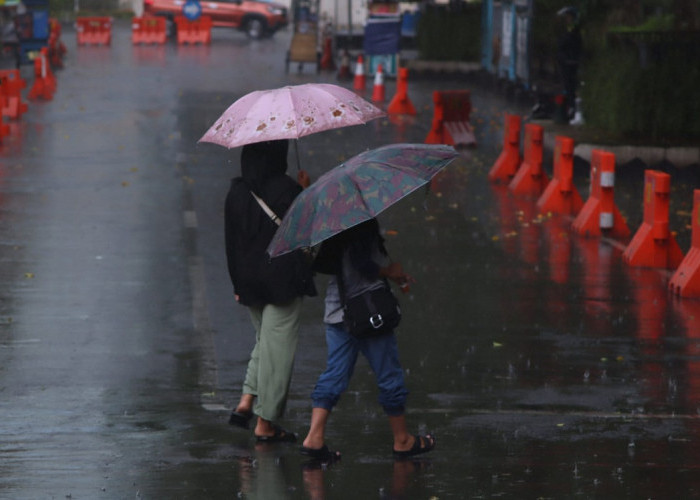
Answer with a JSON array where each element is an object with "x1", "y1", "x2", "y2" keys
[{"x1": 183, "y1": 210, "x2": 198, "y2": 228}]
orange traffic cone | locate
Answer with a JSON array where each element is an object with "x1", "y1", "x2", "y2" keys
[
  {"x1": 387, "y1": 67, "x2": 416, "y2": 115},
  {"x1": 353, "y1": 55, "x2": 365, "y2": 91},
  {"x1": 372, "y1": 64, "x2": 385, "y2": 102},
  {"x1": 320, "y1": 36, "x2": 336, "y2": 70},
  {"x1": 336, "y1": 49, "x2": 351, "y2": 80}
]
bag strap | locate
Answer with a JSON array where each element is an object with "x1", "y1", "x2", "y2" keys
[{"x1": 250, "y1": 190, "x2": 281, "y2": 226}]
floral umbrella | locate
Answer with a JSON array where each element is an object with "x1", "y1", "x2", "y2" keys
[
  {"x1": 198, "y1": 83, "x2": 384, "y2": 151},
  {"x1": 267, "y1": 143, "x2": 460, "y2": 257}
]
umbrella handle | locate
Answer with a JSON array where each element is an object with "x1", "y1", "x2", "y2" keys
[{"x1": 294, "y1": 139, "x2": 301, "y2": 172}]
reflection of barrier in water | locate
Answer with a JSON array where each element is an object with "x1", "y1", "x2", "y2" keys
[
  {"x1": 623, "y1": 170, "x2": 684, "y2": 269},
  {"x1": 543, "y1": 216, "x2": 571, "y2": 285},
  {"x1": 628, "y1": 266, "x2": 668, "y2": 341},
  {"x1": 671, "y1": 298, "x2": 700, "y2": 414},
  {"x1": 537, "y1": 135, "x2": 584, "y2": 216},
  {"x1": 670, "y1": 189, "x2": 700, "y2": 297},
  {"x1": 576, "y1": 238, "x2": 615, "y2": 324},
  {"x1": 488, "y1": 113, "x2": 521, "y2": 184},
  {"x1": 628, "y1": 267, "x2": 672, "y2": 419},
  {"x1": 572, "y1": 150, "x2": 630, "y2": 239},
  {"x1": 509, "y1": 123, "x2": 548, "y2": 197}
]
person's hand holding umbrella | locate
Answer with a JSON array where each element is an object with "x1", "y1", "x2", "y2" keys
[
  {"x1": 297, "y1": 169, "x2": 311, "y2": 189},
  {"x1": 380, "y1": 261, "x2": 415, "y2": 293}
]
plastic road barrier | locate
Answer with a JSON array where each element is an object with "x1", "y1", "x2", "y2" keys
[
  {"x1": 425, "y1": 90, "x2": 475, "y2": 147},
  {"x1": 536, "y1": 136, "x2": 584, "y2": 215},
  {"x1": 488, "y1": 113, "x2": 521, "y2": 183},
  {"x1": 572, "y1": 150, "x2": 630, "y2": 238},
  {"x1": 623, "y1": 170, "x2": 684, "y2": 269}
]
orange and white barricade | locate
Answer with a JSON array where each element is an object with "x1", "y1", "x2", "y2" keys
[
  {"x1": 572, "y1": 150, "x2": 630, "y2": 238},
  {"x1": 132, "y1": 16, "x2": 167, "y2": 45},
  {"x1": 622, "y1": 169, "x2": 684, "y2": 269},
  {"x1": 76, "y1": 17, "x2": 112, "y2": 46},
  {"x1": 175, "y1": 15, "x2": 212, "y2": 45},
  {"x1": 509, "y1": 123, "x2": 549, "y2": 196},
  {"x1": 0, "y1": 69, "x2": 28, "y2": 119},
  {"x1": 670, "y1": 190, "x2": 700, "y2": 297},
  {"x1": 425, "y1": 90, "x2": 475, "y2": 147},
  {"x1": 488, "y1": 114, "x2": 521, "y2": 184},
  {"x1": 28, "y1": 48, "x2": 56, "y2": 101},
  {"x1": 536, "y1": 136, "x2": 584, "y2": 215}
]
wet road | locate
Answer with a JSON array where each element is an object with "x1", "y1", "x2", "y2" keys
[{"x1": 1, "y1": 19, "x2": 700, "y2": 499}]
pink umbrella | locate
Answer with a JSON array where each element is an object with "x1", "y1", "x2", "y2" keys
[{"x1": 198, "y1": 83, "x2": 385, "y2": 167}]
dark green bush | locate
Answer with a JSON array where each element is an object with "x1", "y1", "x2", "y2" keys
[
  {"x1": 416, "y1": 3, "x2": 481, "y2": 61},
  {"x1": 581, "y1": 40, "x2": 700, "y2": 145}
]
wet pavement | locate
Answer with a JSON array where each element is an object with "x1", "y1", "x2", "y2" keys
[{"x1": 1, "y1": 19, "x2": 700, "y2": 499}]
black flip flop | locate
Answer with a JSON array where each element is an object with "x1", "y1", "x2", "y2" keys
[
  {"x1": 392, "y1": 434, "x2": 436, "y2": 458},
  {"x1": 228, "y1": 410, "x2": 253, "y2": 429},
  {"x1": 300, "y1": 445, "x2": 341, "y2": 462},
  {"x1": 255, "y1": 425, "x2": 297, "y2": 443}
]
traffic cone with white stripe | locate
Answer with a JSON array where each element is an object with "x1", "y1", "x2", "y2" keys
[
  {"x1": 353, "y1": 55, "x2": 365, "y2": 91},
  {"x1": 372, "y1": 64, "x2": 385, "y2": 102}
]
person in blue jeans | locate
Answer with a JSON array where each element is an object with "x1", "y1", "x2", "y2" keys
[{"x1": 300, "y1": 218, "x2": 435, "y2": 461}]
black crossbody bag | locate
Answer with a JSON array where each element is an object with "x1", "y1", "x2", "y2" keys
[{"x1": 337, "y1": 270, "x2": 401, "y2": 338}]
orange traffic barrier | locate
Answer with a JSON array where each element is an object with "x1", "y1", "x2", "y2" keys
[
  {"x1": 509, "y1": 123, "x2": 549, "y2": 196},
  {"x1": 0, "y1": 69, "x2": 28, "y2": 120},
  {"x1": 319, "y1": 36, "x2": 335, "y2": 70},
  {"x1": 387, "y1": 67, "x2": 416, "y2": 115},
  {"x1": 175, "y1": 15, "x2": 212, "y2": 45},
  {"x1": 488, "y1": 113, "x2": 521, "y2": 183},
  {"x1": 536, "y1": 136, "x2": 584, "y2": 215},
  {"x1": 670, "y1": 190, "x2": 700, "y2": 297},
  {"x1": 132, "y1": 16, "x2": 167, "y2": 45},
  {"x1": 28, "y1": 48, "x2": 56, "y2": 101},
  {"x1": 424, "y1": 90, "x2": 475, "y2": 147},
  {"x1": 572, "y1": 150, "x2": 630, "y2": 238},
  {"x1": 371, "y1": 64, "x2": 385, "y2": 102},
  {"x1": 353, "y1": 54, "x2": 366, "y2": 91},
  {"x1": 76, "y1": 17, "x2": 112, "y2": 46},
  {"x1": 623, "y1": 170, "x2": 684, "y2": 269}
]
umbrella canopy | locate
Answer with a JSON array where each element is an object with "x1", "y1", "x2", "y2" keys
[
  {"x1": 267, "y1": 143, "x2": 460, "y2": 257},
  {"x1": 198, "y1": 83, "x2": 385, "y2": 149}
]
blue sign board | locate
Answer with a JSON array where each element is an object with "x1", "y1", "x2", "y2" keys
[{"x1": 183, "y1": 0, "x2": 202, "y2": 20}]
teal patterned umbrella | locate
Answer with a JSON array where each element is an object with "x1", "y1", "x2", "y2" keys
[{"x1": 267, "y1": 143, "x2": 460, "y2": 257}]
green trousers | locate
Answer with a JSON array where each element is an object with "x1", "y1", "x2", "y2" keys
[{"x1": 243, "y1": 297, "x2": 303, "y2": 422}]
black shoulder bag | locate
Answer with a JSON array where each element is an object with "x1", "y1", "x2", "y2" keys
[{"x1": 337, "y1": 270, "x2": 401, "y2": 339}]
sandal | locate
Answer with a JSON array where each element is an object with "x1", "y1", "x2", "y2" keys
[
  {"x1": 255, "y1": 425, "x2": 297, "y2": 443},
  {"x1": 228, "y1": 410, "x2": 253, "y2": 429},
  {"x1": 392, "y1": 434, "x2": 436, "y2": 458},
  {"x1": 300, "y1": 445, "x2": 342, "y2": 462}
]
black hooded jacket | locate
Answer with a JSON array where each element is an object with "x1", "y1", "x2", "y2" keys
[{"x1": 224, "y1": 140, "x2": 317, "y2": 307}]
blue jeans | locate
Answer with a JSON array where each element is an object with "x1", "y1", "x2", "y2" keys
[{"x1": 311, "y1": 322, "x2": 408, "y2": 416}]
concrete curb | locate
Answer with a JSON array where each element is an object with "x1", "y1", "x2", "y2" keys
[{"x1": 542, "y1": 132, "x2": 700, "y2": 168}]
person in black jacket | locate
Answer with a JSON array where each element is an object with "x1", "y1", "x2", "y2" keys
[
  {"x1": 556, "y1": 6, "x2": 582, "y2": 120},
  {"x1": 224, "y1": 139, "x2": 316, "y2": 442}
]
